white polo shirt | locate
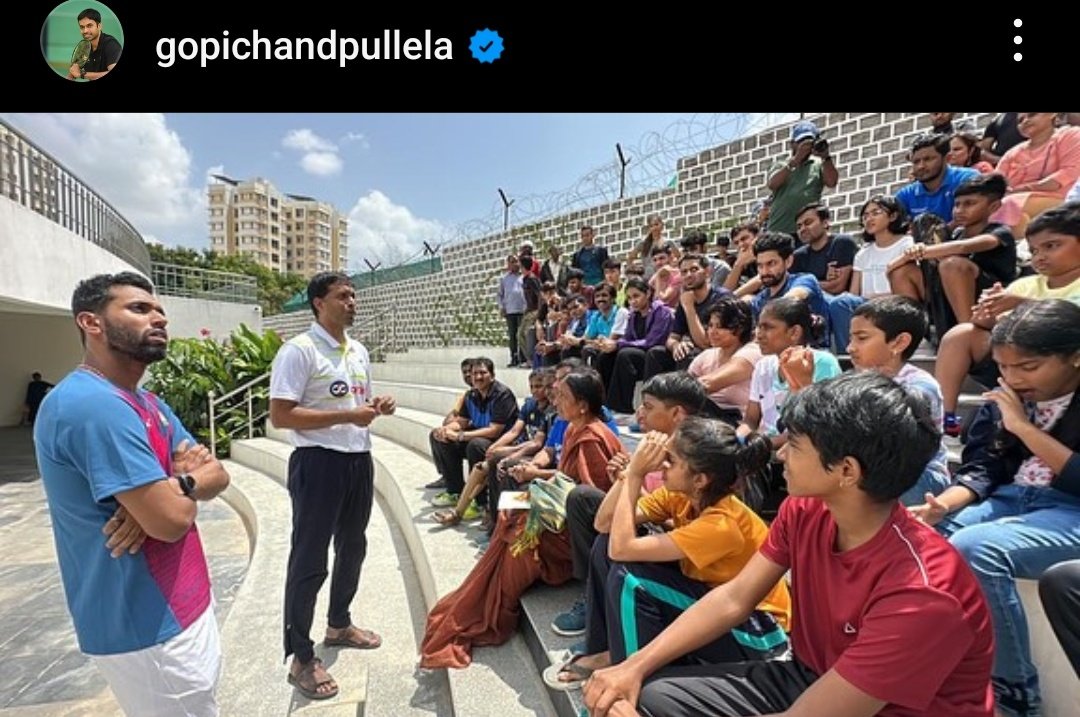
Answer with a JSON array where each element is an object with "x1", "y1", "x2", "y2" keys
[{"x1": 269, "y1": 322, "x2": 372, "y2": 453}]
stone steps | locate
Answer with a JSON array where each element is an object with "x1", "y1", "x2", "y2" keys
[
  {"x1": 218, "y1": 460, "x2": 447, "y2": 717},
  {"x1": 233, "y1": 430, "x2": 555, "y2": 717}
]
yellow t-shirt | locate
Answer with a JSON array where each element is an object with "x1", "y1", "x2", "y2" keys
[
  {"x1": 637, "y1": 488, "x2": 792, "y2": 630},
  {"x1": 1007, "y1": 274, "x2": 1080, "y2": 303}
]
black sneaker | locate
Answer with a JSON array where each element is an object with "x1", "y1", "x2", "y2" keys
[{"x1": 425, "y1": 477, "x2": 446, "y2": 490}]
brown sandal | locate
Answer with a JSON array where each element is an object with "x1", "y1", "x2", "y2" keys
[
  {"x1": 432, "y1": 508, "x2": 461, "y2": 526},
  {"x1": 287, "y1": 657, "x2": 339, "y2": 700},
  {"x1": 325, "y1": 625, "x2": 382, "y2": 650}
]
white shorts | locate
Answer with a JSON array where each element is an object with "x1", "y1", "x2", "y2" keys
[{"x1": 91, "y1": 606, "x2": 222, "y2": 717}]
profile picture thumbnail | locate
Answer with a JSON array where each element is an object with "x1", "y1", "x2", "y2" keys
[{"x1": 41, "y1": 1, "x2": 124, "y2": 81}]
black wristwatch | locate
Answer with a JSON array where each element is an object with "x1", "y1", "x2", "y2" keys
[{"x1": 176, "y1": 473, "x2": 197, "y2": 500}]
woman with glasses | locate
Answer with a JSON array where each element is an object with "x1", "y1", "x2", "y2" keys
[{"x1": 851, "y1": 195, "x2": 915, "y2": 298}]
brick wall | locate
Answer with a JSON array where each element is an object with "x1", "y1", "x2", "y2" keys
[{"x1": 266, "y1": 112, "x2": 995, "y2": 347}]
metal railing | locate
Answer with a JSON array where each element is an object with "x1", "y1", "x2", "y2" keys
[
  {"x1": 152, "y1": 262, "x2": 258, "y2": 304},
  {"x1": 208, "y1": 372, "x2": 270, "y2": 456},
  {"x1": 354, "y1": 306, "x2": 401, "y2": 362},
  {"x1": 0, "y1": 119, "x2": 150, "y2": 274}
]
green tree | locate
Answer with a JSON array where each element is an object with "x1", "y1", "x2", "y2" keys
[{"x1": 148, "y1": 245, "x2": 308, "y2": 316}]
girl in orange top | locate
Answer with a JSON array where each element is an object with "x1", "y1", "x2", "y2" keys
[{"x1": 543, "y1": 417, "x2": 791, "y2": 691}]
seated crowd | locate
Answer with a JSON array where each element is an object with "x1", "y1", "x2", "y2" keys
[{"x1": 424, "y1": 113, "x2": 1080, "y2": 717}]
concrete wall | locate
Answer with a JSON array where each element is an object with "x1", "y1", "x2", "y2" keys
[
  {"x1": 266, "y1": 111, "x2": 995, "y2": 347},
  {"x1": 0, "y1": 194, "x2": 264, "y2": 426},
  {"x1": 160, "y1": 295, "x2": 262, "y2": 342},
  {"x1": 0, "y1": 195, "x2": 145, "y2": 313},
  {"x1": 0, "y1": 312, "x2": 82, "y2": 426}
]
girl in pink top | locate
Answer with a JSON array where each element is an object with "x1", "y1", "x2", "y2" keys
[{"x1": 688, "y1": 297, "x2": 762, "y2": 425}]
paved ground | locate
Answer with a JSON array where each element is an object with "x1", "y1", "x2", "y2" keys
[{"x1": 0, "y1": 427, "x2": 248, "y2": 716}]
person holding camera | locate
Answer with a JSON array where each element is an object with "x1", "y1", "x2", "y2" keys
[{"x1": 766, "y1": 120, "x2": 839, "y2": 236}]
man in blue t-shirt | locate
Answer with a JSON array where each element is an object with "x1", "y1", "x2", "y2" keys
[
  {"x1": 748, "y1": 233, "x2": 829, "y2": 346},
  {"x1": 34, "y1": 272, "x2": 231, "y2": 715},
  {"x1": 896, "y1": 134, "x2": 980, "y2": 224}
]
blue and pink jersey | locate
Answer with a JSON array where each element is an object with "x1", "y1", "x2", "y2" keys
[{"x1": 34, "y1": 369, "x2": 211, "y2": 655}]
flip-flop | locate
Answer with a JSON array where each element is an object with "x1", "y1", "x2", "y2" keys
[
  {"x1": 287, "y1": 657, "x2": 339, "y2": 700},
  {"x1": 542, "y1": 654, "x2": 595, "y2": 692},
  {"x1": 325, "y1": 626, "x2": 382, "y2": 650}
]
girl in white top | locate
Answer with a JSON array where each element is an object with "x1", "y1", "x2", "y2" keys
[
  {"x1": 852, "y1": 194, "x2": 914, "y2": 297},
  {"x1": 738, "y1": 296, "x2": 842, "y2": 449}
]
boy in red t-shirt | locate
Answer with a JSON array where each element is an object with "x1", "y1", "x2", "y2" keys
[{"x1": 584, "y1": 372, "x2": 995, "y2": 717}]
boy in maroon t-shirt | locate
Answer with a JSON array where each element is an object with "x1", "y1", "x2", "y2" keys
[{"x1": 583, "y1": 372, "x2": 995, "y2": 717}]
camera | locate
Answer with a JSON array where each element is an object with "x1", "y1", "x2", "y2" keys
[{"x1": 813, "y1": 137, "x2": 829, "y2": 154}]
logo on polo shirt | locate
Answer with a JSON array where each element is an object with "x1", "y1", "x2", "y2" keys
[
  {"x1": 329, "y1": 380, "x2": 349, "y2": 397},
  {"x1": 843, "y1": 622, "x2": 857, "y2": 635}
]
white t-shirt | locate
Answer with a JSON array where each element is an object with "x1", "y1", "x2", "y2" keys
[
  {"x1": 1066, "y1": 178, "x2": 1080, "y2": 203},
  {"x1": 611, "y1": 307, "x2": 630, "y2": 337},
  {"x1": 269, "y1": 322, "x2": 373, "y2": 453},
  {"x1": 748, "y1": 350, "x2": 843, "y2": 435},
  {"x1": 853, "y1": 235, "x2": 915, "y2": 297}
]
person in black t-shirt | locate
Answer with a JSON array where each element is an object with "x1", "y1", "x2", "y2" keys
[
  {"x1": 67, "y1": 9, "x2": 122, "y2": 81},
  {"x1": 22, "y1": 372, "x2": 54, "y2": 425},
  {"x1": 887, "y1": 174, "x2": 1017, "y2": 334},
  {"x1": 791, "y1": 202, "x2": 858, "y2": 296},
  {"x1": 978, "y1": 113, "x2": 1024, "y2": 167}
]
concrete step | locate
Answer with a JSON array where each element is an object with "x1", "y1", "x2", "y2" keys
[
  {"x1": 368, "y1": 437, "x2": 558, "y2": 717},
  {"x1": 371, "y1": 407, "x2": 443, "y2": 460},
  {"x1": 520, "y1": 583, "x2": 593, "y2": 717},
  {"x1": 374, "y1": 363, "x2": 534, "y2": 401},
  {"x1": 384, "y1": 346, "x2": 510, "y2": 367},
  {"x1": 372, "y1": 380, "x2": 462, "y2": 419},
  {"x1": 216, "y1": 461, "x2": 386, "y2": 716},
  {"x1": 231, "y1": 432, "x2": 556, "y2": 717}
]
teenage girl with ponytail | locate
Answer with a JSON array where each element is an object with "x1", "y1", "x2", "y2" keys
[{"x1": 543, "y1": 417, "x2": 791, "y2": 691}]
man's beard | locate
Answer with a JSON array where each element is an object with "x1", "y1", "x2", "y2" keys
[
  {"x1": 760, "y1": 274, "x2": 783, "y2": 288},
  {"x1": 105, "y1": 321, "x2": 167, "y2": 363}
]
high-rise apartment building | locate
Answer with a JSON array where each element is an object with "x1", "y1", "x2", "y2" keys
[{"x1": 208, "y1": 175, "x2": 348, "y2": 277}]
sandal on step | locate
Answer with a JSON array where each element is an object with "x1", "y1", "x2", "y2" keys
[
  {"x1": 324, "y1": 625, "x2": 382, "y2": 650},
  {"x1": 542, "y1": 654, "x2": 595, "y2": 692},
  {"x1": 287, "y1": 657, "x2": 339, "y2": 700},
  {"x1": 432, "y1": 509, "x2": 462, "y2": 526}
]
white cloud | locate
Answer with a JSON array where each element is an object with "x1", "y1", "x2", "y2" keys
[
  {"x1": 2, "y1": 113, "x2": 206, "y2": 248},
  {"x1": 346, "y1": 190, "x2": 448, "y2": 270},
  {"x1": 281, "y1": 128, "x2": 336, "y2": 153},
  {"x1": 282, "y1": 128, "x2": 347, "y2": 177},
  {"x1": 341, "y1": 131, "x2": 369, "y2": 149},
  {"x1": 300, "y1": 152, "x2": 343, "y2": 176}
]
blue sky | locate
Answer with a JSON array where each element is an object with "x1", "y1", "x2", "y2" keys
[{"x1": 2, "y1": 113, "x2": 795, "y2": 271}]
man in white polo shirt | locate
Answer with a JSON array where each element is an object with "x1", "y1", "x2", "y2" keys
[{"x1": 269, "y1": 271, "x2": 397, "y2": 701}]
